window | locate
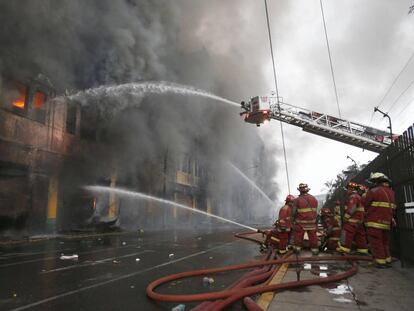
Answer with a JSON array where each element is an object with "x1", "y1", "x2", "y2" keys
[
  {"x1": 80, "y1": 106, "x2": 97, "y2": 141},
  {"x1": 32, "y1": 90, "x2": 47, "y2": 123},
  {"x1": 11, "y1": 83, "x2": 28, "y2": 115},
  {"x1": 66, "y1": 105, "x2": 77, "y2": 135}
]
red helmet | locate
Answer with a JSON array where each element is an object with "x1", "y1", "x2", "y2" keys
[
  {"x1": 347, "y1": 182, "x2": 359, "y2": 191},
  {"x1": 320, "y1": 207, "x2": 333, "y2": 216},
  {"x1": 285, "y1": 194, "x2": 295, "y2": 203}
]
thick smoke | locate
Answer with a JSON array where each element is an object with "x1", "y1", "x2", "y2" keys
[{"x1": 0, "y1": 0, "x2": 279, "y2": 230}]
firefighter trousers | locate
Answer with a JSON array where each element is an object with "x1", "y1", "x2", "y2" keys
[
  {"x1": 339, "y1": 223, "x2": 368, "y2": 252},
  {"x1": 265, "y1": 230, "x2": 289, "y2": 251},
  {"x1": 278, "y1": 231, "x2": 289, "y2": 251},
  {"x1": 293, "y1": 224, "x2": 318, "y2": 250},
  {"x1": 366, "y1": 227, "x2": 391, "y2": 264}
]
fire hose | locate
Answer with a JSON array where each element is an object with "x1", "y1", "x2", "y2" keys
[{"x1": 146, "y1": 232, "x2": 371, "y2": 311}]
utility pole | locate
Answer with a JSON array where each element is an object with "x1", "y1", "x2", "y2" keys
[
  {"x1": 374, "y1": 107, "x2": 393, "y2": 141},
  {"x1": 346, "y1": 155, "x2": 358, "y2": 171}
]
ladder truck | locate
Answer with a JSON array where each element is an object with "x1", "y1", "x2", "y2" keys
[{"x1": 240, "y1": 96, "x2": 398, "y2": 153}]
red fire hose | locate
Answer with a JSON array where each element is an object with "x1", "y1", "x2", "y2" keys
[{"x1": 146, "y1": 232, "x2": 371, "y2": 310}]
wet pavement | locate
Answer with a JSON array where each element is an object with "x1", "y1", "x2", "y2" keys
[
  {"x1": 0, "y1": 228, "x2": 261, "y2": 311},
  {"x1": 4, "y1": 230, "x2": 414, "y2": 311},
  {"x1": 268, "y1": 251, "x2": 414, "y2": 311}
]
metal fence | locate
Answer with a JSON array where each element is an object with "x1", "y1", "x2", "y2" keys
[{"x1": 353, "y1": 123, "x2": 414, "y2": 264}]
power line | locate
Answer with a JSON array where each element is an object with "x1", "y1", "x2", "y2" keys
[
  {"x1": 264, "y1": 0, "x2": 291, "y2": 194},
  {"x1": 369, "y1": 50, "x2": 414, "y2": 124},
  {"x1": 319, "y1": 0, "x2": 342, "y2": 118},
  {"x1": 377, "y1": 51, "x2": 414, "y2": 110},
  {"x1": 386, "y1": 76, "x2": 414, "y2": 113},
  {"x1": 393, "y1": 97, "x2": 414, "y2": 121}
]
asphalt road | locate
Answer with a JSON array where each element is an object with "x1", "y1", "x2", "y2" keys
[{"x1": 0, "y1": 228, "x2": 262, "y2": 311}]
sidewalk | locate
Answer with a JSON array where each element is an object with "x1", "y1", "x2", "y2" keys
[{"x1": 268, "y1": 254, "x2": 414, "y2": 311}]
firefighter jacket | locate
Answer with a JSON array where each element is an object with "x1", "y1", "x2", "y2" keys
[
  {"x1": 334, "y1": 204, "x2": 342, "y2": 226},
  {"x1": 364, "y1": 184, "x2": 396, "y2": 230},
  {"x1": 275, "y1": 203, "x2": 293, "y2": 231},
  {"x1": 322, "y1": 216, "x2": 341, "y2": 236},
  {"x1": 292, "y1": 193, "x2": 318, "y2": 230},
  {"x1": 344, "y1": 193, "x2": 365, "y2": 225}
]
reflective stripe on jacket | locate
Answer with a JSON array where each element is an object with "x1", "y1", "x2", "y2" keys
[
  {"x1": 364, "y1": 184, "x2": 396, "y2": 231},
  {"x1": 344, "y1": 192, "x2": 364, "y2": 224},
  {"x1": 293, "y1": 193, "x2": 318, "y2": 229}
]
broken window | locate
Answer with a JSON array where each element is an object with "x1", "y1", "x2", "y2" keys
[
  {"x1": 66, "y1": 104, "x2": 77, "y2": 135},
  {"x1": 11, "y1": 83, "x2": 28, "y2": 115},
  {"x1": 31, "y1": 90, "x2": 47, "y2": 123}
]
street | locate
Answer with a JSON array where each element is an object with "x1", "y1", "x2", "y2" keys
[{"x1": 0, "y1": 228, "x2": 261, "y2": 311}]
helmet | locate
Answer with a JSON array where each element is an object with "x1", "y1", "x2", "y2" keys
[
  {"x1": 297, "y1": 183, "x2": 310, "y2": 192},
  {"x1": 320, "y1": 207, "x2": 333, "y2": 217},
  {"x1": 285, "y1": 194, "x2": 295, "y2": 203},
  {"x1": 368, "y1": 172, "x2": 391, "y2": 183},
  {"x1": 347, "y1": 182, "x2": 360, "y2": 191}
]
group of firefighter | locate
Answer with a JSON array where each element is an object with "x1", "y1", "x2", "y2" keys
[{"x1": 264, "y1": 172, "x2": 396, "y2": 268}]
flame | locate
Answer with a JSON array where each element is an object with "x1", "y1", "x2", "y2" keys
[
  {"x1": 34, "y1": 91, "x2": 45, "y2": 108},
  {"x1": 12, "y1": 99, "x2": 25, "y2": 109},
  {"x1": 11, "y1": 83, "x2": 27, "y2": 109}
]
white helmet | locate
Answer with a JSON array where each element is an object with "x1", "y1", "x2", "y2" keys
[{"x1": 368, "y1": 172, "x2": 391, "y2": 183}]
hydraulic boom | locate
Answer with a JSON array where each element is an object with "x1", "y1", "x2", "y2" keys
[{"x1": 240, "y1": 96, "x2": 397, "y2": 153}]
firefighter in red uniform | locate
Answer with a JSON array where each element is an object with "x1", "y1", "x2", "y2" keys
[
  {"x1": 336, "y1": 182, "x2": 369, "y2": 255},
  {"x1": 292, "y1": 183, "x2": 319, "y2": 255},
  {"x1": 320, "y1": 207, "x2": 341, "y2": 251},
  {"x1": 334, "y1": 200, "x2": 342, "y2": 226},
  {"x1": 264, "y1": 195, "x2": 294, "y2": 254},
  {"x1": 364, "y1": 172, "x2": 396, "y2": 268}
]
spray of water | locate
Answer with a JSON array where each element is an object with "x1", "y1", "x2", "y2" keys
[
  {"x1": 85, "y1": 185, "x2": 258, "y2": 232},
  {"x1": 67, "y1": 81, "x2": 239, "y2": 108},
  {"x1": 229, "y1": 163, "x2": 276, "y2": 208}
]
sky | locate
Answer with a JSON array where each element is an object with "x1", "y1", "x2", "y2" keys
[{"x1": 186, "y1": 0, "x2": 414, "y2": 202}]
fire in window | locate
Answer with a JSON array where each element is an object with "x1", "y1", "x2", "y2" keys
[
  {"x1": 33, "y1": 91, "x2": 46, "y2": 109},
  {"x1": 12, "y1": 84, "x2": 27, "y2": 110},
  {"x1": 32, "y1": 90, "x2": 47, "y2": 123}
]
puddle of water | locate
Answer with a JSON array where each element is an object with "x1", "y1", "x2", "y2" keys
[
  {"x1": 303, "y1": 263, "x2": 312, "y2": 270},
  {"x1": 334, "y1": 297, "x2": 353, "y2": 303},
  {"x1": 328, "y1": 284, "x2": 353, "y2": 295}
]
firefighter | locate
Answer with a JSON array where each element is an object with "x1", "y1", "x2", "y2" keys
[
  {"x1": 292, "y1": 183, "x2": 319, "y2": 255},
  {"x1": 263, "y1": 195, "x2": 295, "y2": 254},
  {"x1": 336, "y1": 182, "x2": 369, "y2": 255},
  {"x1": 275, "y1": 194, "x2": 295, "y2": 254},
  {"x1": 334, "y1": 200, "x2": 342, "y2": 226},
  {"x1": 364, "y1": 172, "x2": 396, "y2": 268},
  {"x1": 320, "y1": 207, "x2": 341, "y2": 251}
]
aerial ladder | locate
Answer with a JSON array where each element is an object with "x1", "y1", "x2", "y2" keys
[{"x1": 240, "y1": 96, "x2": 398, "y2": 153}]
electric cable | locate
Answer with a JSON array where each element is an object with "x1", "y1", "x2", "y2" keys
[
  {"x1": 319, "y1": 0, "x2": 342, "y2": 118},
  {"x1": 264, "y1": 0, "x2": 291, "y2": 194},
  {"x1": 369, "y1": 50, "x2": 414, "y2": 124},
  {"x1": 386, "y1": 76, "x2": 414, "y2": 114}
]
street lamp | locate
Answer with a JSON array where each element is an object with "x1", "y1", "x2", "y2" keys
[
  {"x1": 374, "y1": 106, "x2": 393, "y2": 140},
  {"x1": 346, "y1": 155, "x2": 357, "y2": 167}
]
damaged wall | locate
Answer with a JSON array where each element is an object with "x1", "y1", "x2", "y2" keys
[{"x1": 0, "y1": 0, "x2": 279, "y2": 233}]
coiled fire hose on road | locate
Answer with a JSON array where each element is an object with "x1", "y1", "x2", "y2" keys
[{"x1": 146, "y1": 231, "x2": 371, "y2": 311}]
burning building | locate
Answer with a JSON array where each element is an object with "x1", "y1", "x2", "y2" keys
[{"x1": 0, "y1": 0, "x2": 279, "y2": 236}]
